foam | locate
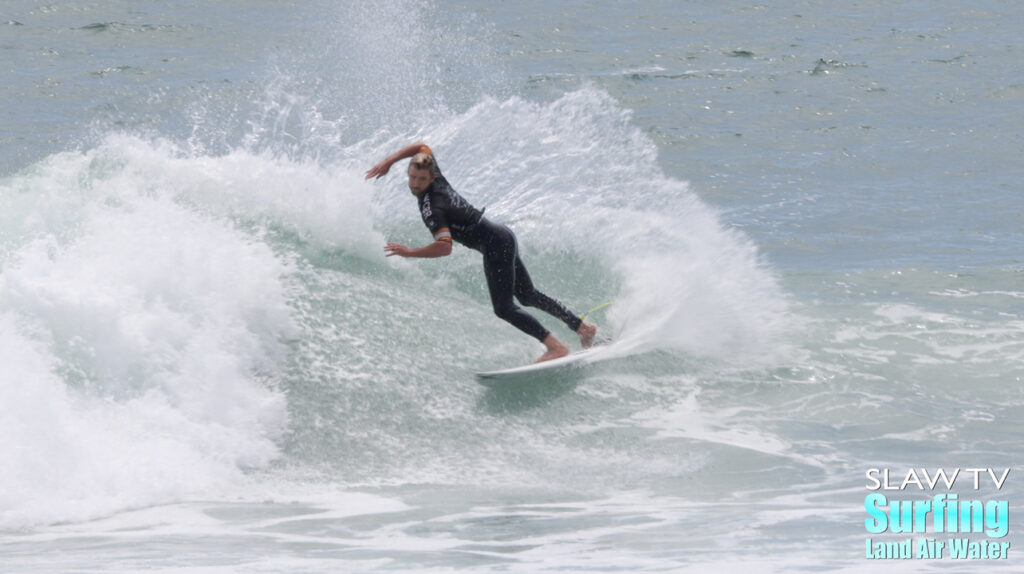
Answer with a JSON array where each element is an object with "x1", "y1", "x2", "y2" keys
[{"x1": 0, "y1": 139, "x2": 306, "y2": 530}]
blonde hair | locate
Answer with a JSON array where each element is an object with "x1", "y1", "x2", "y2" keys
[{"x1": 409, "y1": 152, "x2": 435, "y2": 172}]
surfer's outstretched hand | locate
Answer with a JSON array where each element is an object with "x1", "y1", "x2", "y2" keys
[
  {"x1": 365, "y1": 160, "x2": 392, "y2": 180},
  {"x1": 384, "y1": 242, "x2": 409, "y2": 257}
]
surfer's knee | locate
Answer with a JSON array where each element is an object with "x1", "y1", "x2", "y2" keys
[
  {"x1": 492, "y1": 301, "x2": 518, "y2": 322},
  {"x1": 515, "y1": 292, "x2": 538, "y2": 308}
]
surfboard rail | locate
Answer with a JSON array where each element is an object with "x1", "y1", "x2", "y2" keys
[{"x1": 475, "y1": 345, "x2": 609, "y2": 382}]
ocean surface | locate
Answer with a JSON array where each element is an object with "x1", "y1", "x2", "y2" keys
[{"x1": 2, "y1": 1, "x2": 1022, "y2": 572}]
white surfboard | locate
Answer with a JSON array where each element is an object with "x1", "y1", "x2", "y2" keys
[{"x1": 475, "y1": 345, "x2": 610, "y2": 384}]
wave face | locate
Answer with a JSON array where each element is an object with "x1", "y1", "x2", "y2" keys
[{"x1": 0, "y1": 0, "x2": 789, "y2": 531}]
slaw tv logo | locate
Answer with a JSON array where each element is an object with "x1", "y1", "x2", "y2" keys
[{"x1": 864, "y1": 468, "x2": 1011, "y2": 560}]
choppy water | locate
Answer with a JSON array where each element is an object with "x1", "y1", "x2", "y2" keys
[{"x1": 1, "y1": 1, "x2": 1022, "y2": 572}]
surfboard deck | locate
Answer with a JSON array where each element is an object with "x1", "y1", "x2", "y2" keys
[{"x1": 475, "y1": 345, "x2": 608, "y2": 384}]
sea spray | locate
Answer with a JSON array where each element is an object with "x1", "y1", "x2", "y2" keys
[{"x1": 370, "y1": 87, "x2": 792, "y2": 363}]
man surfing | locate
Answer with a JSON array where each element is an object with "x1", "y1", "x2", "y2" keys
[{"x1": 366, "y1": 142, "x2": 597, "y2": 363}]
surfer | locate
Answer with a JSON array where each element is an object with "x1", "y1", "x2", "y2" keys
[{"x1": 366, "y1": 142, "x2": 597, "y2": 363}]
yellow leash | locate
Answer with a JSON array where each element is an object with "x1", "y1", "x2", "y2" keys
[{"x1": 579, "y1": 300, "x2": 614, "y2": 321}]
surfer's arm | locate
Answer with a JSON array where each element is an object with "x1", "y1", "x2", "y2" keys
[
  {"x1": 365, "y1": 142, "x2": 431, "y2": 179},
  {"x1": 384, "y1": 238, "x2": 452, "y2": 258}
]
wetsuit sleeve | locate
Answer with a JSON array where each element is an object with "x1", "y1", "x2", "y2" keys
[
  {"x1": 421, "y1": 194, "x2": 453, "y2": 243},
  {"x1": 431, "y1": 222, "x2": 453, "y2": 244}
]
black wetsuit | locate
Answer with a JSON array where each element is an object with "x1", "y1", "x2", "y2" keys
[{"x1": 417, "y1": 151, "x2": 583, "y2": 342}]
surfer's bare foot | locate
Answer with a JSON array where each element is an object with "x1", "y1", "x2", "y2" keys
[
  {"x1": 577, "y1": 321, "x2": 598, "y2": 348},
  {"x1": 536, "y1": 334, "x2": 570, "y2": 363}
]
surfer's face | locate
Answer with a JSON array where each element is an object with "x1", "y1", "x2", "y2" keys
[{"x1": 407, "y1": 165, "x2": 435, "y2": 197}]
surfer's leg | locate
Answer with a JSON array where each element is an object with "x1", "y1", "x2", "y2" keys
[
  {"x1": 483, "y1": 232, "x2": 569, "y2": 362},
  {"x1": 512, "y1": 255, "x2": 584, "y2": 331},
  {"x1": 482, "y1": 238, "x2": 550, "y2": 342},
  {"x1": 512, "y1": 253, "x2": 598, "y2": 347}
]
